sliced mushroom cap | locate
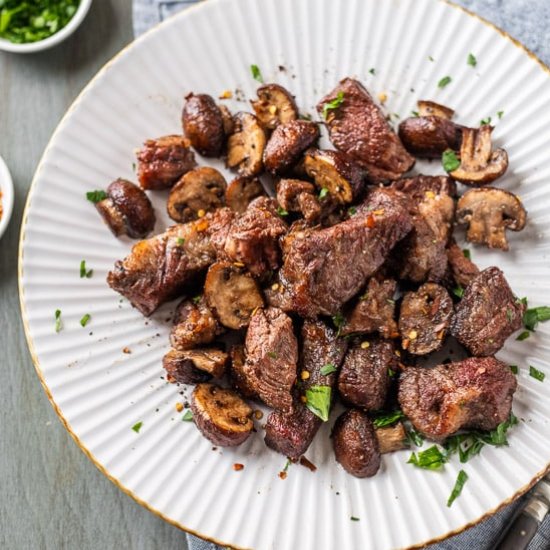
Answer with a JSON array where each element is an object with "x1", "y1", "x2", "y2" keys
[
  {"x1": 177, "y1": 348, "x2": 228, "y2": 379},
  {"x1": 456, "y1": 187, "x2": 527, "y2": 251},
  {"x1": 182, "y1": 93, "x2": 226, "y2": 157},
  {"x1": 204, "y1": 261, "x2": 265, "y2": 329},
  {"x1": 162, "y1": 348, "x2": 213, "y2": 384},
  {"x1": 218, "y1": 104, "x2": 235, "y2": 136},
  {"x1": 304, "y1": 148, "x2": 366, "y2": 204},
  {"x1": 375, "y1": 422, "x2": 408, "y2": 454},
  {"x1": 226, "y1": 112, "x2": 267, "y2": 177},
  {"x1": 96, "y1": 179, "x2": 155, "y2": 238},
  {"x1": 398, "y1": 117, "x2": 463, "y2": 159},
  {"x1": 449, "y1": 126, "x2": 508, "y2": 185},
  {"x1": 228, "y1": 344, "x2": 257, "y2": 398},
  {"x1": 167, "y1": 167, "x2": 227, "y2": 223},
  {"x1": 250, "y1": 83, "x2": 298, "y2": 130},
  {"x1": 225, "y1": 176, "x2": 266, "y2": 213},
  {"x1": 417, "y1": 100, "x2": 455, "y2": 119}
]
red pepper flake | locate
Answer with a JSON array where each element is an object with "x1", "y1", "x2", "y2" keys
[
  {"x1": 122, "y1": 347, "x2": 131, "y2": 354},
  {"x1": 278, "y1": 471, "x2": 288, "y2": 480},
  {"x1": 299, "y1": 456, "x2": 317, "y2": 472},
  {"x1": 366, "y1": 214, "x2": 376, "y2": 228},
  {"x1": 233, "y1": 463, "x2": 244, "y2": 471}
]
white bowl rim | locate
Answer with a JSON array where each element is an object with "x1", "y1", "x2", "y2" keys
[
  {"x1": 0, "y1": 154, "x2": 14, "y2": 240},
  {"x1": 0, "y1": 0, "x2": 93, "y2": 54}
]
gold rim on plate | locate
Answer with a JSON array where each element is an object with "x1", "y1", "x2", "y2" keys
[{"x1": 17, "y1": 1, "x2": 550, "y2": 548}]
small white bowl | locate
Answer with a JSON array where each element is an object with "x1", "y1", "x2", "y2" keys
[
  {"x1": 0, "y1": 154, "x2": 14, "y2": 240},
  {"x1": 0, "y1": 0, "x2": 92, "y2": 54}
]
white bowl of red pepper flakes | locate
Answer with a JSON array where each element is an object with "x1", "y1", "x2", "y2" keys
[
  {"x1": 0, "y1": 0, "x2": 92, "y2": 54},
  {"x1": 0, "y1": 154, "x2": 13, "y2": 240}
]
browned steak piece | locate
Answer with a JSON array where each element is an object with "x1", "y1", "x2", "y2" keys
[
  {"x1": 213, "y1": 197, "x2": 288, "y2": 277},
  {"x1": 341, "y1": 277, "x2": 398, "y2": 338},
  {"x1": 243, "y1": 307, "x2": 298, "y2": 412},
  {"x1": 276, "y1": 179, "x2": 321, "y2": 224},
  {"x1": 170, "y1": 296, "x2": 223, "y2": 350},
  {"x1": 450, "y1": 267, "x2": 525, "y2": 356},
  {"x1": 332, "y1": 409, "x2": 381, "y2": 478},
  {"x1": 399, "y1": 283, "x2": 453, "y2": 355},
  {"x1": 398, "y1": 357, "x2": 517, "y2": 440},
  {"x1": 338, "y1": 338, "x2": 397, "y2": 410},
  {"x1": 317, "y1": 78, "x2": 415, "y2": 182},
  {"x1": 276, "y1": 188, "x2": 412, "y2": 317},
  {"x1": 391, "y1": 176, "x2": 456, "y2": 283},
  {"x1": 107, "y1": 208, "x2": 234, "y2": 316},
  {"x1": 446, "y1": 239, "x2": 480, "y2": 289}
]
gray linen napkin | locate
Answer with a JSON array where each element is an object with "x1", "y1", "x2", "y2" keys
[{"x1": 132, "y1": 1, "x2": 550, "y2": 548}]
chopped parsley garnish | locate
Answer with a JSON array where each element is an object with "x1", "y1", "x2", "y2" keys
[
  {"x1": 176, "y1": 237, "x2": 185, "y2": 246},
  {"x1": 54, "y1": 309, "x2": 62, "y2": 333},
  {"x1": 250, "y1": 64, "x2": 263, "y2": 83},
  {"x1": 322, "y1": 91, "x2": 345, "y2": 120},
  {"x1": 428, "y1": 55, "x2": 434, "y2": 62},
  {"x1": 80, "y1": 313, "x2": 91, "y2": 327},
  {"x1": 86, "y1": 190, "x2": 108, "y2": 204},
  {"x1": 348, "y1": 206, "x2": 357, "y2": 216},
  {"x1": 516, "y1": 331, "x2": 530, "y2": 341},
  {"x1": 411, "y1": 110, "x2": 419, "y2": 117},
  {"x1": 447, "y1": 470, "x2": 468, "y2": 507},
  {"x1": 497, "y1": 110, "x2": 504, "y2": 119},
  {"x1": 408, "y1": 445, "x2": 446, "y2": 470},
  {"x1": 510, "y1": 365, "x2": 519, "y2": 375},
  {"x1": 467, "y1": 53, "x2": 477, "y2": 67},
  {"x1": 523, "y1": 306, "x2": 550, "y2": 332},
  {"x1": 79, "y1": 260, "x2": 93, "y2": 278},
  {"x1": 182, "y1": 410, "x2": 194, "y2": 421},
  {"x1": 132, "y1": 162, "x2": 136, "y2": 172},
  {"x1": 372, "y1": 409, "x2": 404, "y2": 428},
  {"x1": 332, "y1": 312, "x2": 345, "y2": 336},
  {"x1": 305, "y1": 385, "x2": 331, "y2": 421},
  {"x1": 388, "y1": 368, "x2": 396, "y2": 378},
  {"x1": 480, "y1": 116, "x2": 492, "y2": 125},
  {"x1": 276, "y1": 206, "x2": 289, "y2": 217},
  {"x1": 132, "y1": 421, "x2": 143, "y2": 433},
  {"x1": 191, "y1": 295, "x2": 202, "y2": 305},
  {"x1": 438, "y1": 76, "x2": 452, "y2": 88},
  {"x1": 267, "y1": 351, "x2": 278, "y2": 359},
  {"x1": 529, "y1": 366, "x2": 545, "y2": 382},
  {"x1": 442, "y1": 149, "x2": 460, "y2": 172},
  {"x1": 319, "y1": 187, "x2": 329, "y2": 200},
  {"x1": 369, "y1": 68, "x2": 376, "y2": 75},
  {"x1": 350, "y1": 516, "x2": 360, "y2": 522},
  {"x1": 405, "y1": 427, "x2": 425, "y2": 447},
  {"x1": 462, "y1": 248, "x2": 471, "y2": 260},
  {"x1": 320, "y1": 363, "x2": 337, "y2": 376},
  {"x1": 452, "y1": 286, "x2": 464, "y2": 299}
]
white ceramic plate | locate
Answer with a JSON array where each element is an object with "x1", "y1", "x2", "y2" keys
[{"x1": 19, "y1": 0, "x2": 550, "y2": 548}]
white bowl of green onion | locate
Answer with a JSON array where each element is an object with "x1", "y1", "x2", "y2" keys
[{"x1": 0, "y1": 0, "x2": 92, "y2": 53}]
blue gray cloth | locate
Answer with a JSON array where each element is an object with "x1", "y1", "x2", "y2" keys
[{"x1": 132, "y1": 2, "x2": 550, "y2": 548}]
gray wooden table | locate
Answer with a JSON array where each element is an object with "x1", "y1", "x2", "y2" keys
[{"x1": 0, "y1": 2, "x2": 187, "y2": 548}]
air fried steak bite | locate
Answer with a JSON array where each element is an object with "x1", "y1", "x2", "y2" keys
[
  {"x1": 317, "y1": 78, "x2": 415, "y2": 182},
  {"x1": 398, "y1": 357, "x2": 517, "y2": 441},
  {"x1": 399, "y1": 283, "x2": 453, "y2": 356},
  {"x1": 332, "y1": 409, "x2": 381, "y2": 478},
  {"x1": 276, "y1": 179, "x2": 321, "y2": 223},
  {"x1": 450, "y1": 267, "x2": 525, "y2": 356},
  {"x1": 446, "y1": 239, "x2": 480, "y2": 289},
  {"x1": 276, "y1": 188, "x2": 413, "y2": 317},
  {"x1": 136, "y1": 135, "x2": 197, "y2": 190},
  {"x1": 107, "y1": 208, "x2": 234, "y2": 316},
  {"x1": 338, "y1": 338, "x2": 396, "y2": 410},
  {"x1": 243, "y1": 307, "x2": 298, "y2": 413}
]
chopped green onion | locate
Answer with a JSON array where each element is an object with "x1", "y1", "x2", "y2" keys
[
  {"x1": 516, "y1": 331, "x2": 530, "y2": 341},
  {"x1": 182, "y1": 410, "x2": 193, "y2": 421},
  {"x1": 408, "y1": 445, "x2": 446, "y2": 470},
  {"x1": 447, "y1": 470, "x2": 468, "y2": 507},
  {"x1": 480, "y1": 116, "x2": 492, "y2": 125},
  {"x1": 467, "y1": 53, "x2": 477, "y2": 67},
  {"x1": 462, "y1": 248, "x2": 471, "y2": 260},
  {"x1": 54, "y1": 309, "x2": 62, "y2": 333},
  {"x1": 86, "y1": 190, "x2": 108, "y2": 204},
  {"x1": 442, "y1": 149, "x2": 460, "y2": 172},
  {"x1": 322, "y1": 91, "x2": 345, "y2": 120},
  {"x1": 350, "y1": 516, "x2": 360, "y2": 521},
  {"x1": 319, "y1": 187, "x2": 329, "y2": 199},
  {"x1": 320, "y1": 363, "x2": 337, "y2": 376},
  {"x1": 80, "y1": 313, "x2": 91, "y2": 327},
  {"x1": 372, "y1": 409, "x2": 404, "y2": 428},
  {"x1": 529, "y1": 366, "x2": 545, "y2": 382},
  {"x1": 438, "y1": 76, "x2": 452, "y2": 88},
  {"x1": 405, "y1": 427, "x2": 424, "y2": 447},
  {"x1": 497, "y1": 110, "x2": 504, "y2": 119},
  {"x1": 192, "y1": 295, "x2": 202, "y2": 305},
  {"x1": 369, "y1": 68, "x2": 376, "y2": 75},
  {"x1": 250, "y1": 64, "x2": 263, "y2": 82},
  {"x1": 452, "y1": 286, "x2": 464, "y2": 299},
  {"x1": 523, "y1": 306, "x2": 550, "y2": 331},
  {"x1": 176, "y1": 237, "x2": 185, "y2": 246},
  {"x1": 132, "y1": 422, "x2": 143, "y2": 433},
  {"x1": 276, "y1": 206, "x2": 289, "y2": 217},
  {"x1": 305, "y1": 385, "x2": 331, "y2": 422},
  {"x1": 79, "y1": 260, "x2": 93, "y2": 278},
  {"x1": 510, "y1": 365, "x2": 518, "y2": 375}
]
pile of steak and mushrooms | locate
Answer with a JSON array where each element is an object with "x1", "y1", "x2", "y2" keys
[{"x1": 95, "y1": 77, "x2": 528, "y2": 479}]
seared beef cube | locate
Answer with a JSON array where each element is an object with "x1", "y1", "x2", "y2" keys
[
  {"x1": 317, "y1": 78, "x2": 415, "y2": 182},
  {"x1": 337, "y1": 339, "x2": 396, "y2": 410},
  {"x1": 136, "y1": 135, "x2": 197, "y2": 190},
  {"x1": 228, "y1": 345, "x2": 257, "y2": 399},
  {"x1": 399, "y1": 283, "x2": 453, "y2": 355},
  {"x1": 225, "y1": 176, "x2": 266, "y2": 213},
  {"x1": 214, "y1": 197, "x2": 288, "y2": 277},
  {"x1": 243, "y1": 307, "x2": 298, "y2": 412},
  {"x1": 398, "y1": 116, "x2": 463, "y2": 158},
  {"x1": 332, "y1": 409, "x2": 381, "y2": 478},
  {"x1": 446, "y1": 239, "x2": 480, "y2": 289},
  {"x1": 107, "y1": 208, "x2": 234, "y2": 316},
  {"x1": 263, "y1": 120, "x2": 320, "y2": 174},
  {"x1": 170, "y1": 296, "x2": 222, "y2": 351},
  {"x1": 398, "y1": 357, "x2": 517, "y2": 440},
  {"x1": 277, "y1": 179, "x2": 321, "y2": 224},
  {"x1": 450, "y1": 267, "x2": 525, "y2": 356},
  {"x1": 277, "y1": 188, "x2": 412, "y2": 317},
  {"x1": 162, "y1": 348, "x2": 213, "y2": 384},
  {"x1": 341, "y1": 277, "x2": 398, "y2": 338}
]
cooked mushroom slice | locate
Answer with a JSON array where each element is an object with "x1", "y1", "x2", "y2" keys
[
  {"x1": 304, "y1": 149, "x2": 366, "y2": 204},
  {"x1": 375, "y1": 422, "x2": 407, "y2": 454},
  {"x1": 250, "y1": 83, "x2": 298, "y2": 130},
  {"x1": 191, "y1": 383, "x2": 253, "y2": 447},
  {"x1": 182, "y1": 93, "x2": 226, "y2": 157},
  {"x1": 226, "y1": 112, "x2": 267, "y2": 177},
  {"x1": 398, "y1": 116, "x2": 462, "y2": 159},
  {"x1": 449, "y1": 126, "x2": 508, "y2": 185},
  {"x1": 162, "y1": 349, "x2": 213, "y2": 384},
  {"x1": 167, "y1": 167, "x2": 227, "y2": 223},
  {"x1": 225, "y1": 176, "x2": 266, "y2": 213},
  {"x1": 456, "y1": 188, "x2": 527, "y2": 250},
  {"x1": 228, "y1": 345, "x2": 257, "y2": 398},
  {"x1": 218, "y1": 104, "x2": 234, "y2": 136},
  {"x1": 96, "y1": 179, "x2": 155, "y2": 238},
  {"x1": 204, "y1": 262, "x2": 264, "y2": 329},
  {"x1": 417, "y1": 100, "x2": 455, "y2": 119},
  {"x1": 263, "y1": 120, "x2": 320, "y2": 174}
]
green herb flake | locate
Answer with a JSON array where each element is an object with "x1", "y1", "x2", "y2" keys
[
  {"x1": 497, "y1": 110, "x2": 504, "y2": 119},
  {"x1": 54, "y1": 309, "x2": 62, "y2": 333},
  {"x1": 267, "y1": 351, "x2": 278, "y2": 359},
  {"x1": 80, "y1": 313, "x2": 91, "y2": 328},
  {"x1": 462, "y1": 248, "x2": 471, "y2": 260},
  {"x1": 132, "y1": 162, "x2": 136, "y2": 172},
  {"x1": 250, "y1": 64, "x2": 263, "y2": 83},
  {"x1": 467, "y1": 53, "x2": 477, "y2": 67},
  {"x1": 442, "y1": 149, "x2": 460, "y2": 172},
  {"x1": 510, "y1": 365, "x2": 519, "y2": 375},
  {"x1": 176, "y1": 237, "x2": 185, "y2": 246},
  {"x1": 350, "y1": 516, "x2": 360, "y2": 522},
  {"x1": 408, "y1": 445, "x2": 446, "y2": 470},
  {"x1": 428, "y1": 55, "x2": 434, "y2": 62},
  {"x1": 332, "y1": 312, "x2": 345, "y2": 336},
  {"x1": 438, "y1": 76, "x2": 452, "y2": 88},
  {"x1": 406, "y1": 427, "x2": 425, "y2": 447},
  {"x1": 372, "y1": 410, "x2": 404, "y2": 429},
  {"x1": 452, "y1": 286, "x2": 464, "y2": 299},
  {"x1": 523, "y1": 306, "x2": 550, "y2": 332},
  {"x1": 369, "y1": 68, "x2": 376, "y2": 75},
  {"x1": 319, "y1": 187, "x2": 329, "y2": 200},
  {"x1": 320, "y1": 363, "x2": 337, "y2": 376},
  {"x1": 447, "y1": 470, "x2": 468, "y2": 507},
  {"x1": 388, "y1": 368, "x2": 396, "y2": 378},
  {"x1": 86, "y1": 190, "x2": 108, "y2": 204},
  {"x1": 305, "y1": 385, "x2": 332, "y2": 422},
  {"x1": 506, "y1": 308, "x2": 514, "y2": 322},
  {"x1": 348, "y1": 206, "x2": 357, "y2": 217},
  {"x1": 277, "y1": 206, "x2": 289, "y2": 217},
  {"x1": 322, "y1": 91, "x2": 345, "y2": 120},
  {"x1": 529, "y1": 366, "x2": 545, "y2": 382},
  {"x1": 132, "y1": 421, "x2": 143, "y2": 433},
  {"x1": 182, "y1": 410, "x2": 194, "y2": 421},
  {"x1": 411, "y1": 110, "x2": 420, "y2": 117},
  {"x1": 79, "y1": 260, "x2": 93, "y2": 278},
  {"x1": 516, "y1": 331, "x2": 530, "y2": 341},
  {"x1": 480, "y1": 116, "x2": 492, "y2": 125}
]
